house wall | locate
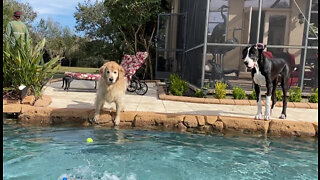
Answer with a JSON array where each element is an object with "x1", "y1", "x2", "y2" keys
[
  {"x1": 162, "y1": 0, "x2": 180, "y2": 72},
  {"x1": 170, "y1": 0, "x2": 179, "y2": 13},
  {"x1": 287, "y1": 0, "x2": 307, "y2": 64},
  {"x1": 224, "y1": 0, "x2": 245, "y2": 72}
]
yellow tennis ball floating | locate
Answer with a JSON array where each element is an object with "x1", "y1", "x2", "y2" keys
[{"x1": 86, "y1": 138, "x2": 93, "y2": 143}]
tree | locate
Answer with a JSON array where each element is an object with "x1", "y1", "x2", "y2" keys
[
  {"x1": 105, "y1": 0, "x2": 169, "y2": 79},
  {"x1": 74, "y1": 0, "x2": 115, "y2": 41},
  {"x1": 74, "y1": 0, "x2": 124, "y2": 65},
  {"x1": 33, "y1": 18, "x2": 66, "y2": 59},
  {"x1": 74, "y1": 0, "x2": 170, "y2": 70},
  {"x1": 62, "y1": 27, "x2": 77, "y2": 66},
  {"x1": 3, "y1": 1, "x2": 13, "y2": 31}
]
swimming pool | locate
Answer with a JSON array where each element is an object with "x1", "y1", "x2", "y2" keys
[{"x1": 3, "y1": 119, "x2": 318, "y2": 180}]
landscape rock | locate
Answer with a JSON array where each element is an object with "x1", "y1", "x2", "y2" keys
[
  {"x1": 220, "y1": 116, "x2": 269, "y2": 134},
  {"x1": 183, "y1": 115, "x2": 198, "y2": 128},
  {"x1": 196, "y1": 116, "x2": 205, "y2": 126},
  {"x1": 21, "y1": 95, "x2": 35, "y2": 105},
  {"x1": 34, "y1": 95, "x2": 52, "y2": 107},
  {"x1": 268, "y1": 120, "x2": 316, "y2": 137}
]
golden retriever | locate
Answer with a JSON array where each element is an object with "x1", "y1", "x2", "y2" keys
[{"x1": 92, "y1": 61, "x2": 127, "y2": 125}]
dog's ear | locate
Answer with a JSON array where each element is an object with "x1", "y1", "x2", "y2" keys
[
  {"x1": 99, "y1": 64, "x2": 106, "y2": 75},
  {"x1": 256, "y1": 43, "x2": 266, "y2": 49},
  {"x1": 242, "y1": 46, "x2": 249, "y2": 59},
  {"x1": 118, "y1": 64, "x2": 125, "y2": 78}
]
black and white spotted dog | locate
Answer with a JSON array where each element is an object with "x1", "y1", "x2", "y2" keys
[{"x1": 242, "y1": 43, "x2": 294, "y2": 120}]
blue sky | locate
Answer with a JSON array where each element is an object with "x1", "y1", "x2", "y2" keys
[{"x1": 18, "y1": 0, "x2": 102, "y2": 34}]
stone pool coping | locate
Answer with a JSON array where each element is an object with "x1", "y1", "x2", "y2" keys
[
  {"x1": 3, "y1": 104, "x2": 318, "y2": 138},
  {"x1": 156, "y1": 83, "x2": 318, "y2": 109}
]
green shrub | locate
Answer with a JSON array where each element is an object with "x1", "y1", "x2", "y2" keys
[
  {"x1": 3, "y1": 37, "x2": 61, "y2": 99},
  {"x1": 232, "y1": 86, "x2": 246, "y2": 99},
  {"x1": 276, "y1": 90, "x2": 283, "y2": 101},
  {"x1": 288, "y1": 86, "x2": 302, "y2": 102},
  {"x1": 248, "y1": 89, "x2": 257, "y2": 100},
  {"x1": 195, "y1": 84, "x2": 210, "y2": 98},
  {"x1": 309, "y1": 88, "x2": 318, "y2": 103},
  {"x1": 214, "y1": 81, "x2": 227, "y2": 99},
  {"x1": 195, "y1": 88, "x2": 204, "y2": 98},
  {"x1": 169, "y1": 74, "x2": 188, "y2": 96}
]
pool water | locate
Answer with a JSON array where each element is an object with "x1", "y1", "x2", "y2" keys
[{"x1": 3, "y1": 119, "x2": 318, "y2": 180}]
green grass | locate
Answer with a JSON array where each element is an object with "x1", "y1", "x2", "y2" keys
[{"x1": 56, "y1": 66, "x2": 99, "y2": 74}]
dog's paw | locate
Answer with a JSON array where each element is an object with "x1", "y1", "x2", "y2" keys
[
  {"x1": 254, "y1": 114, "x2": 262, "y2": 120},
  {"x1": 264, "y1": 115, "x2": 270, "y2": 121},
  {"x1": 114, "y1": 117, "x2": 120, "y2": 126},
  {"x1": 279, "y1": 114, "x2": 286, "y2": 119},
  {"x1": 90, "y1": 114, "x2": 99, "y2": 124}
]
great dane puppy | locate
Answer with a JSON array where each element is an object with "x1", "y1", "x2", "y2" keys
[{"x1": 242, "y1": 44, "x2": 293, "y2": 120}]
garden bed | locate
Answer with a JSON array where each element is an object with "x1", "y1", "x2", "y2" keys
[
  {"x1": 3, "y1": 95, "x2": 52, "y2": 108},
  {"x1": 158, "y1": 82, "x2": 318, "y2": 109},
  {"x1": 162, "y1": 74, "x2": 318, "y2": 107}
]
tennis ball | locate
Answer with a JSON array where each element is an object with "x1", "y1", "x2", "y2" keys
[{"x1": 86, "y1": 138, "x2": 93, "y2": 143}]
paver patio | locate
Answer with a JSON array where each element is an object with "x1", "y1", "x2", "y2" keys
[{"x1": 44, "y1": 80, "x2": 318, "y2": 123}]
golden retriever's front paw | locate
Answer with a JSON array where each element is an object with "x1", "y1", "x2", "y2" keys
[
  {"x1": 90, "y1": 114, "x2": 99, "y2": 124},
  {"x1": 114, "y1": 117, "x2": 120, "y2": 126}
]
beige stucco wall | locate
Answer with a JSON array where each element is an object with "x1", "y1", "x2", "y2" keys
[
  {"x1": 170, "y1": 0, "x2": 179, "y2": 13},
  {"x1": 224, "y1": 0, "x2": 245, "y2": 72},
  {"x1": 288, "y1": 0, "x2": 307, "y2": 64},
  {"x1": 165, "y1": 0, "x2": 179, "y2": 50},
  {"x1": 162, "y1": 0, "x2": 180, "y2": 72}
]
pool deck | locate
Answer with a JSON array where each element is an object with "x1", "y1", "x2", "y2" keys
[
  {"x1": 43, "y1": 81, "x2": 317, "y2": 122},
  {"x1": 3, "y1": 80, "x2": 318, "y2": 137}
]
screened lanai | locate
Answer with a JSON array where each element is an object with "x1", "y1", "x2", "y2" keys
[{"x1": 155, "y1": 0, "x2": 318, "y2": 93}]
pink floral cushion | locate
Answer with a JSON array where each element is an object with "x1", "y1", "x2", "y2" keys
[
  {"x1": 64, "y1": 72, "x2": 101, "y2": 80},
  {"x1": 64, "y1": 52, "x2": 148, "y2": 81},
  {"x1": 120, "y1": 52, "x2": 148, "y2": 80}
]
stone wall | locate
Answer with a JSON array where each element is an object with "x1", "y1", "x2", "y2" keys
[{"x1": 13, "y1": 107, "x2": 317, "y2": 138}]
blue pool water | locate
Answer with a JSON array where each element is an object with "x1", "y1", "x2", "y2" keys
[{"x1": 3, "y1": 119, "x2": 318, "y2": 180}]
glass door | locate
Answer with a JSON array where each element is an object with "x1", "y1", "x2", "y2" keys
[
  {"x1": 155, "y1": 13, "x2": 186, "y2": 80},
  {"x1": 263, "y1": 11, "x2": 290, "y2": 53}
]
